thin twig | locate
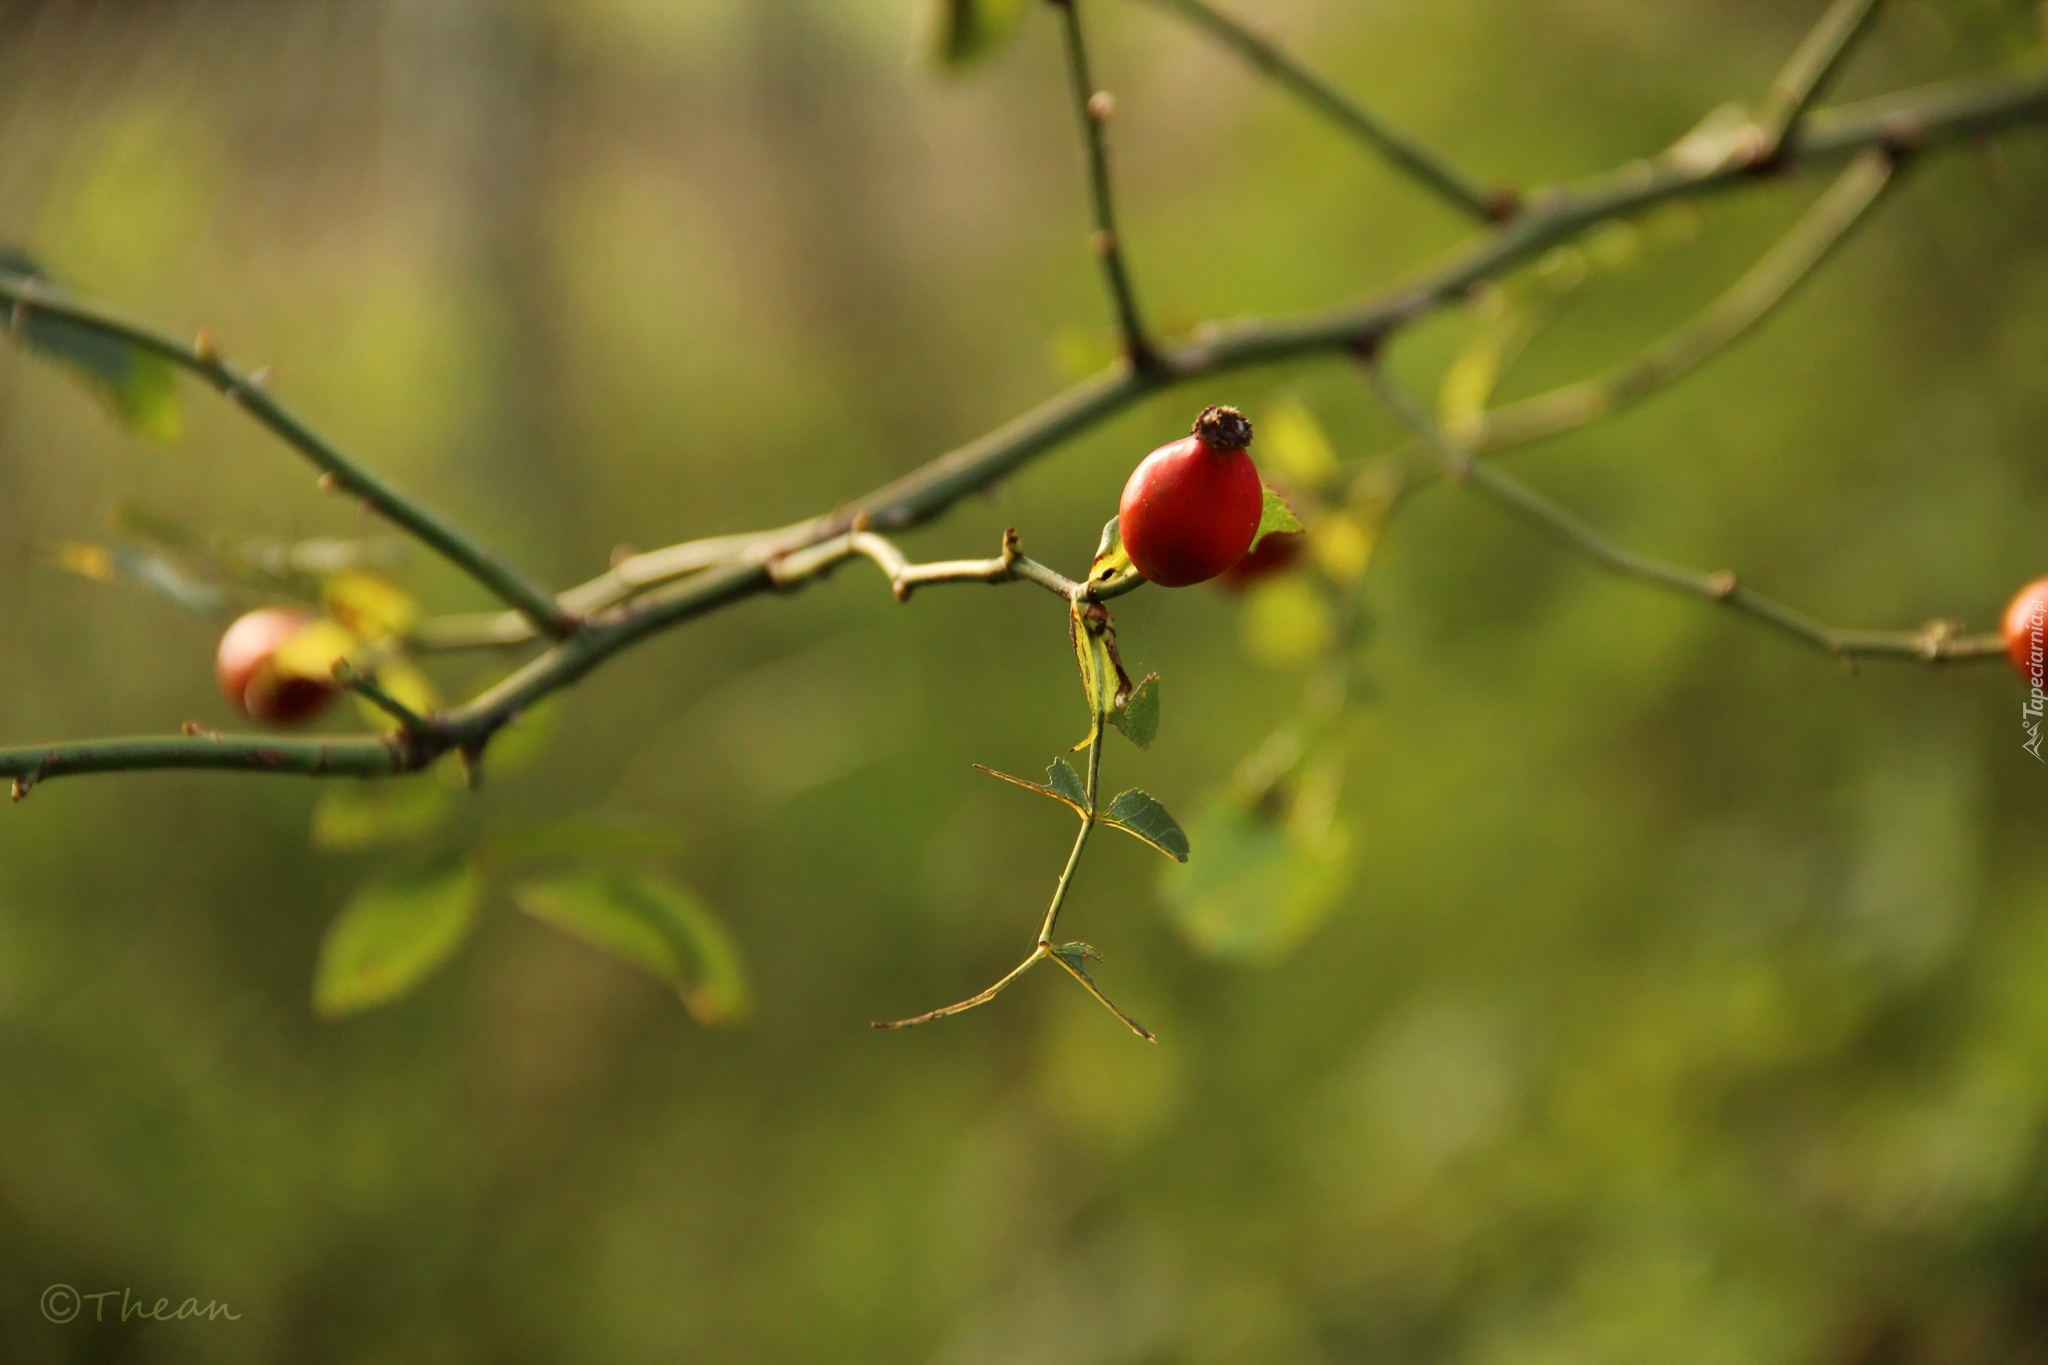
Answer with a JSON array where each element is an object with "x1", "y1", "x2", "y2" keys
[
  {"x1": 1755, "y1": 0, "x2": 1887, "y2": 159},
  {"x1": 331, "y1": 661, "x2": 431, "y2": 734},
  {"x1": 0, "y1": 280, "x2": 572, "y2": 639},
  {"x1": 1142, "y1": 0, "x2": 1511, "y2": 222},
  {"x1": 1050, "y1": 0, "x2": 1156, "y2": 369},
  {"x1": 1366, "y1": 362, "x2": 2007, "y2": 666}
]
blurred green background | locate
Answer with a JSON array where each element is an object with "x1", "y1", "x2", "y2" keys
[{"x1": 3, "y1": 0, "x2": 2048, "y2": 1360}]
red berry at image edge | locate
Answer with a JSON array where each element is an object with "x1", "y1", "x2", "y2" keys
[
  {"x1": 1118, "y1": 405, "x2": 1264, "y2": 587},
  {"x1": 215, "y1": 607, "x2": 339, "y2": 726},
  {"x1": 2004, "y1": 576, "x2": 2048, "y2": 682}
]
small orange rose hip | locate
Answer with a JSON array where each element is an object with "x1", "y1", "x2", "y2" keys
[{"x1": 215, "y1": 607, "x2": 339, "y2": 726}]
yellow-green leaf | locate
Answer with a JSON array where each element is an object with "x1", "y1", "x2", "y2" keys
[
  {"x1": 1248, "y1": 485, "x2": 1305, "y2": 554},
  {"x1": 310, "y1": 781, "x2": 453, "y2": 852},
  {"x1": 514, "y1": 869, "x2": 749, "y2": 1026},
  {"x1": 313, "y1": 862, "x2": 483, "y2": 1018},
  {"x1": 0, "y1": 250, "x2": 180, "y2": 441},
  {"x1": 1259, "y1": 399, "x2": 1339, "y2": 487},
  {"x1": 928, "y1": 0, "x2": 1023, "y2": 68},
  {"x1": 322, "y1": 571, "x2": 420, "y2": 641}
]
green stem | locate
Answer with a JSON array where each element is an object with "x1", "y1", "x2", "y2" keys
[
  {"x1": 1466, "y1": 146, "x2": 1896, "y2": 456},
  {"x1": 0, "y1": 281, "x2": 573, "y2": 639},
  {"x1": 1037, "y1": 732, "x2": 1104, "y2": 946},
  {"x1": 1367, "y1": 363, "x2": 2008, "y2": 666},
  {"x1": 1756, "y1": 0, "x2": 1887, "y2": 156},
  {"x1": 1142, "y1": 0, "x2": 1509, "y2": 221},
  {"x1": 1052, "y1": 0, "x2": 1155, "y2": 368}
]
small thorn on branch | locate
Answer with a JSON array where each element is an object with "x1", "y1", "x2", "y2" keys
[
  {"x1": 193, "y1": 328, "x2": 219, "y2": 363},
  {"x1": 10, "y1": 777, "x2": 30, "y2": 803},
  {"x1": 318, "y1": 472, "x2": 342, "y2": 495},
  {"x1": 1708, "y1": 570, "x2": 1740, "y2": 600}
]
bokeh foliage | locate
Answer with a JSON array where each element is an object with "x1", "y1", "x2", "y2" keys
[{"x1": 1, "y1": 0, "x2": 2046, "y2": 1360}]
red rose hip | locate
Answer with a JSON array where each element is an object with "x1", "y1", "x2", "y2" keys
[
  {"x1": 1119, "y1": 406, "x2": 1264, "y2": 587},
  {"x1": 216, "y1": 607, "x2": 340, "y2": 726},
  {"x1": 2003, "y1": 576, "x2": 2048, "y2": 683}
]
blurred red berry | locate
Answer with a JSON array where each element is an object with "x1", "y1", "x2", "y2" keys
[
  {"x1": 2003, "y1": 576, "x2": 2048, "y2": 682},
  {"x1": 215, "y1": 607, "x2": 339, "y2": 726}
]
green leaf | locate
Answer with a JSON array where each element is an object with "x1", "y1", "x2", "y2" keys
[
  {"x1": 928, "y1": 0, "x2": 1023, "y2": 67},
  {"x1": 1046, "y1": 757, "x2": 1089, "y2": 810},
  {"x1": 1102, "y1": 788, "x2": 1190, "y2": 862},
  {"x1": 1089, "y1": 515, "x2": 1134, "y2": 587},
  {"x1": 0, "y1": 250, "x2": 181, "y2": 441},
  {"x1": 313, "y1": 862, "x2": 483, "y2": 1018},
  {"x1": 1159, "y1": 792, "x2": 1352, "y2": 964},
  {"x1": 1110, "y1": 674, "x2": 1160, "y2": 750},
  {"x1": 310, "y1": 781, "x2": 454, "y2": 852},
  {"x1": 974, "y1": 759, "x2": 1089, "y2": 817},
  {"x1": 1259, "y1": 400, "x2": 1340, "y2": 487},
  {"x1": 514, "y1": 869, "x2": 749, "y2": 1025},
  {"x1": 1248, "y1": 485, "x2": 1306, "y2": 553},
  {"x1": 1051, "y1": 941, "x2": 1104, "y2": 981}
]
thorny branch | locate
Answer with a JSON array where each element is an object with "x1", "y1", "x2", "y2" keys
[{"x1": 2, "y1": 0, "x2": 2043, "y2": 793}]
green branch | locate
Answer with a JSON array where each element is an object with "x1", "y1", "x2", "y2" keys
[
  {"x1": 1366, "y1": 362, "x2": 2008, "y2": 667},
  {"x1": 1050, "y1": 0, "x2": 1155, "y2": 368},
  {"x1": 1755, "y1": 0, "x2": 1886, "y2": 158},
  {"x1": 3, "y1": 68, "x2": 2042, "y2": 787},
  {"x1": 1460, "y1": 145, "x2": 1898, "y2": 457},
  {"x1": 0, "y1": 280, "x2": 573, "y2": 639},
  {"x1": 1141, "y1": 0, "x2": 1511, "y2": 222}
]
